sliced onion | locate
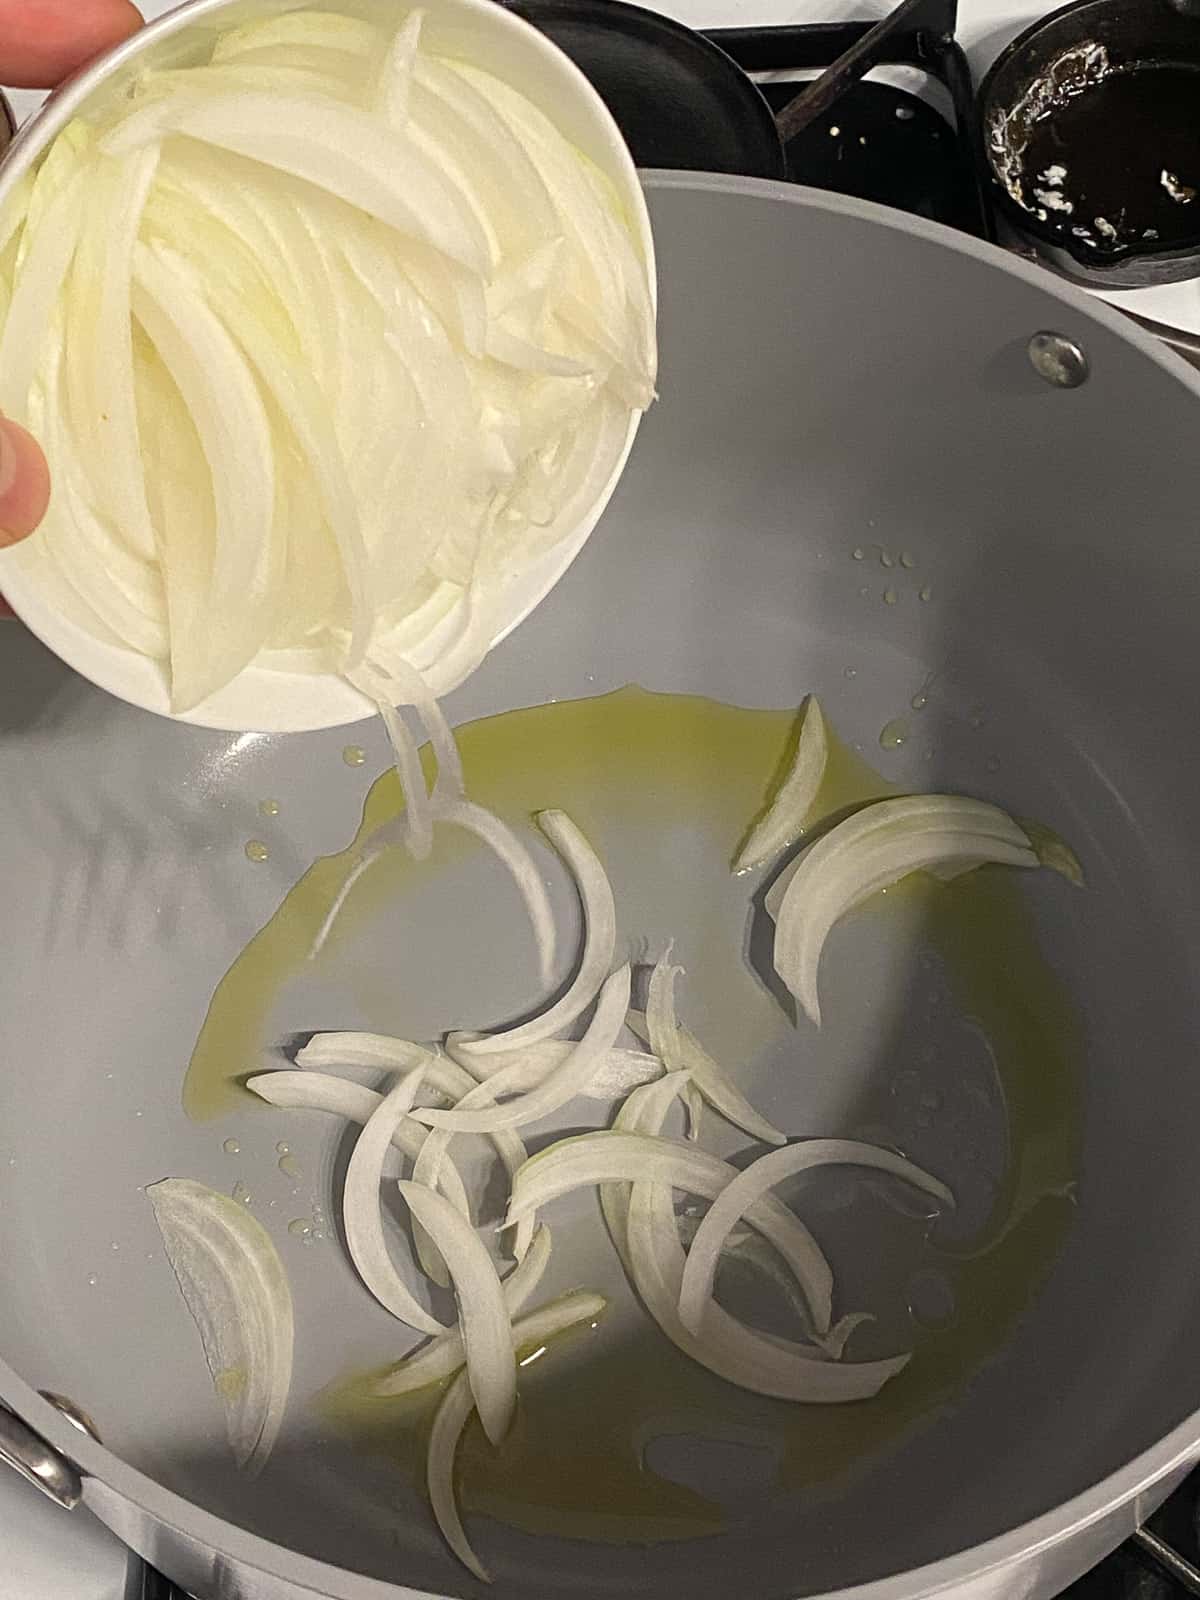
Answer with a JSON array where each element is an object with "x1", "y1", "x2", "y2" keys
[
  {"x1": 412, "y1": 964, "x2": 631, "y2": 1133},
  {"x1": 734, "y1": 696, "x2": 828, "y2": 872},
  {"x1": 364, "y1": 654, "x2": 465, "y2": 803},
  {"x1": 431, "y1": 799, "x2": 557, "y2": 989},
  {"x1": 398, "y1": 1181, "x2": 515, "y2": 1444},
  {"x1": 373, "y1": 696, "x2": 434, "y2": 860},
  {"x1": 455, "y1": 809, "x2": 615, "y2": 1058},
  {"x1": 506, "y1": 1130, "x2": 831, "y2": 1328},
  {"x1": 1018, "y1": 817, "x2": 1086, "y2": 888},
  {"x1": 371, "y1": 1223, "x2": 552, "y2": 1397},
  {"x1": 105, "y1": 92, "x2": 491, "y2": 277},
  {"x1": 427, "y1": 1290, "x2": 606, "y2": 1582},
  {"x1": 774, "y1": 795, "x2": 1039, "y2": 1026},
  {"x1": 677, "y1": 1139, "x2": 953, "y2": 1338},
  {"x1": 374, "y1": 9, "x2": 424, "y2": 124},
  {"x1": 447, "y1": 1034, "x2": 661, "y2": 1099},
  {"x1": 244, "y1": 1069, "x2": 470, "y2": 1220},
  {"x1": 146, "y1": 1178, "x2": 293, "y2": 1474},
  {"x1": 343, "y1": 1065, "x2": 447, "y2": 1334}
]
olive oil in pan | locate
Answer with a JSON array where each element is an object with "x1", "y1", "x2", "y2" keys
[{"x1": 189, "y1": 688, "x2": 1080, "y2": 1539}]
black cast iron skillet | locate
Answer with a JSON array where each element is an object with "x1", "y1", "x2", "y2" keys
[{"x1": 979, "y1": 0, "x2": 1200, "y2": 289}]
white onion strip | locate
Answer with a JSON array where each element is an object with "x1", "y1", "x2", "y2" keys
[
  {"x1": 677, "y1": 1139, "x2": 954, "y2": 1337},
  {"x1": 371, "y1": 1224, "x2": 552, "y2": 1397},
  {"x1": 146, "y1": 1178, "x2": 293, "y2": 1474},
  {"x1": 734, "y1": 695, "x2": 828, "y2": 872},
  {"x1": 427, "y1": 1290, "x2": 606, "y2": 1582},
  {"x1": 412, "y1": 964, "x2": 631, "y2": 1133},
  {"x1": 507, "y1": 1131, "x2": 832, "y2": 1330},
  {"x1": 455, "y1": 809, "x2": 615, "y2": 1058},
  {"x1": 447, "y1": 1034, "x2": 661, "y2": 1099},
  {"x1": 398, "y1": 1181, "x2": 515, "y2": 1445},
  {"x1": 244, "y1": 1069, "x2": 470, "y2": 1220},
  {"x1": 626, "y1": 1006, "x2": 785, "y2": 1147},
  {"x1": 343, "y1": 1066, "x2": 446, "y2": 1334},
  {"x1": 432, "y1": 798, "x2": 557, "y2": 989},
  {"x1": 774, "y1": 795, "x2": 1038, "y2": 1026}
]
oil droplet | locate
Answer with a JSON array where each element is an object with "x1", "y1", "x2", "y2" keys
[
  {"x1": 258, "y1": 798, "x2": 281, "y2": 818},
  {"x1": 843, "y1": 666, "x2": 857, "y2": 679},
  {"x1": 910, "y1": 693, "x2": 928, "y2": 711},
  {"x1": 342, "y1": 744, "x2": 366, "y2": 767},
  {"x1": 879, "y1": 717, "x2": 910, "y2": 751},
  {"x1": 883, "y1": 588, "x2": 898, "y2": 605},
  {"x1": 87, "y1": 1275, "x2": 98, "y2": 1287},
  {"x1": 233, "y1": 1180, "x2": 252, "y2": 1206},
  {"x1": 105, "y1": 1072, "x2": 113, "y2": 1081},
  {"x1": 223, "y1": 1138, "x2": 240, "y2": 1155},
  {"x1": 879, "y1": 550, "x2": 894, "y2": 569},
  {"x1": 858, "y1": 585, "x2": 870, "y2": 598},
  {"x1": 288, "y1": 1217, "x2": 313, "y2": 1238},
  {"x1": 275, "y1": 1141, "x2": 291, "y2": 1156},
  {"x1": 900, "y1": 551, "x2": 916, "y2": 569},
  {"x1": 110, "y1": 1241, "x2": 120, "y2": 1252},
  {"x1": 245, "y1": 840, "x2": 270, "y2": 863},
  {"x1": 278, "y1": 1153, "x2": 302, "y2": 1178},
  {"x1": 134, "y1": 1109, "x2": 143, "y2": 1118},
  {"x1": 918, "y1": 585, "x2": 933, "y2": 602},
  {"x1": 851, "y1": 547, "x2": 865, "y2": 560}
]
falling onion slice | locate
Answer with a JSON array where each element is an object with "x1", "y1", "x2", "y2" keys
[
  {"x1": 427, "y1": 1291, "x2": 607, "y2": 1583},
  {"x1": 343, "y1": 1064, "x2": 447, "y2": 1334},
  {"x1": 773, "y1": 795, "x2": 1039, "y2": 1026},
  {"x1": 371, "y1": 1223, "x2": 552, "y2": 1397},
  {"x1": 734, "y1": 695, "x2": 828, "y2": 872},
  {"x1": 412, "y1": 963, "x2": 632, "y2": 1133},
  {"x1": 676, "y1": 1139, "x2": 954, "y2": 1338},
  {"x1": 454, "y1": 808, "x2": 615, "y2": 1057},
  {"x1": 398, "y1": 1182, "x2": 516, "y2": 1444},
  {"x1": 506, "y1": 1131, "x2": 832, "y2": 1331},
  {"x1": 146, "y1": 1178, "x2": 294, "y2": 1475}
]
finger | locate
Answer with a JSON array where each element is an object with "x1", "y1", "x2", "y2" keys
[
  {"x1": 0, "y1": 0, "x2": 143, "y2": 89},
  {"x1": 0, "y1": 416, "x2": 51, "y2": 549}
]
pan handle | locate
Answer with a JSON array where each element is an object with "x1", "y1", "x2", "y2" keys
[{"x1": 0, "y1": 1404, "x2": 83, "y2": 1510}]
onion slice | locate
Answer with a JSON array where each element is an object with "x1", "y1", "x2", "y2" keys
[
  {"x1": 677, "y1": 1139, "x2": 953, "y2": 1337},
  {"x1": 371, "y1": 1224, "x2": 552, "y2": 1397},
  {"x1": 427, "y1": 1290, "x2": 606, "y2": 1582},
  {"x1": 398, "y1": 1181, "x2": 515, "y2": 1444},
  {"x1": 146, "y1": 1178, "x2": 293, "y2": 1474},
  {"x1": 734, "y1": 696, "x2": 828, "y2": 872},
  {"x1": 432, "y1": 799, "x2": 557, "y2": 989},
  {"x1": 343, "y1": 1066, "x2": 447, "y2": 1334},
  {"x1": 628, "y1": 968, "x2": 786, "y2": 1147},
  {"x1": 506, "y1": 1130, "x2": 831, "y2": 1327},
  {"x1": 773, "y1": 795, "x2": 1039, "y2": 1025},
  {"x1": 245, "y1": 1069, "x2": 470, "y2": 1220},
  {"x1": 447, "y1": 1035, "x2": 662, "y2": 1099},
  {"x1": 455, "y1": 809, "x2": 615, "y2": 1058},
  {"x1": 412, "y1": 964, "x2": 632, "y2": 1133}
]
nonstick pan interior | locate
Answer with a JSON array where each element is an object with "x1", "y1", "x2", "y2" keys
[{"x1": 4, "y1": 179, "x2": 1200, "y2": 1599}]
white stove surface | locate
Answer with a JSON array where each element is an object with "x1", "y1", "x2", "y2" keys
[{"x1": 0, "y1": 0, "x2": 1165, "y2": 1594}]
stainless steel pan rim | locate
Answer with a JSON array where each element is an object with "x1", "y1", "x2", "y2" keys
[{"x1": 5, "y1": 170, "x2": 1200, "y2": 1598}]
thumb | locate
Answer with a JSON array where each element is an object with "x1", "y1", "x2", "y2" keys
[{"x1": 0, "y1": 416, "x2": 51, "y2": 549}]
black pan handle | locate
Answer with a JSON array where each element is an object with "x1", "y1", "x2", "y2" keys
[{"x1": 133, "y1": 1559, "x2": 192, "y2": 1599}]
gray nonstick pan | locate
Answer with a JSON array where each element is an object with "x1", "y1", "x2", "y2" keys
[{"x1": 5, "y1": 167, "x2": 1200, "y2": 1600}]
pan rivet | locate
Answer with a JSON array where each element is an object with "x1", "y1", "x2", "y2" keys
[{"x1": 1027, "y1": 331, "x2": 1089, "y2": 388}]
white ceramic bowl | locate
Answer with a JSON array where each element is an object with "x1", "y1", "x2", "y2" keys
[{"x1": 0, "y1": 0, "x2": 656, "y2": 732}]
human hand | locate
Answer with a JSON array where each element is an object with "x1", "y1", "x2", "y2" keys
[{"x1": 0, "y1": 0, "x2": 143, "y2": 610}]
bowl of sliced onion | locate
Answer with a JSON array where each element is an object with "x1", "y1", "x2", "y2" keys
[{"x1": 0, "y1": 0, "x2": 657, "y2": 731}]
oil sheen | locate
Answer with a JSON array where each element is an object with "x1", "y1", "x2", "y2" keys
[{"x1": 187, "y1": 687, "x2": 1081, "y2": 1544}]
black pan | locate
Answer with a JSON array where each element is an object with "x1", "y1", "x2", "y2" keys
[{"x1": 979, "y1": 0, "x2": 1200, "y2": 288}]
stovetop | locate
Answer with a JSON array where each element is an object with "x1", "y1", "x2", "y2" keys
[{"x1": 2, "y1": 2, "x2": 1199, "y2": 1597}]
